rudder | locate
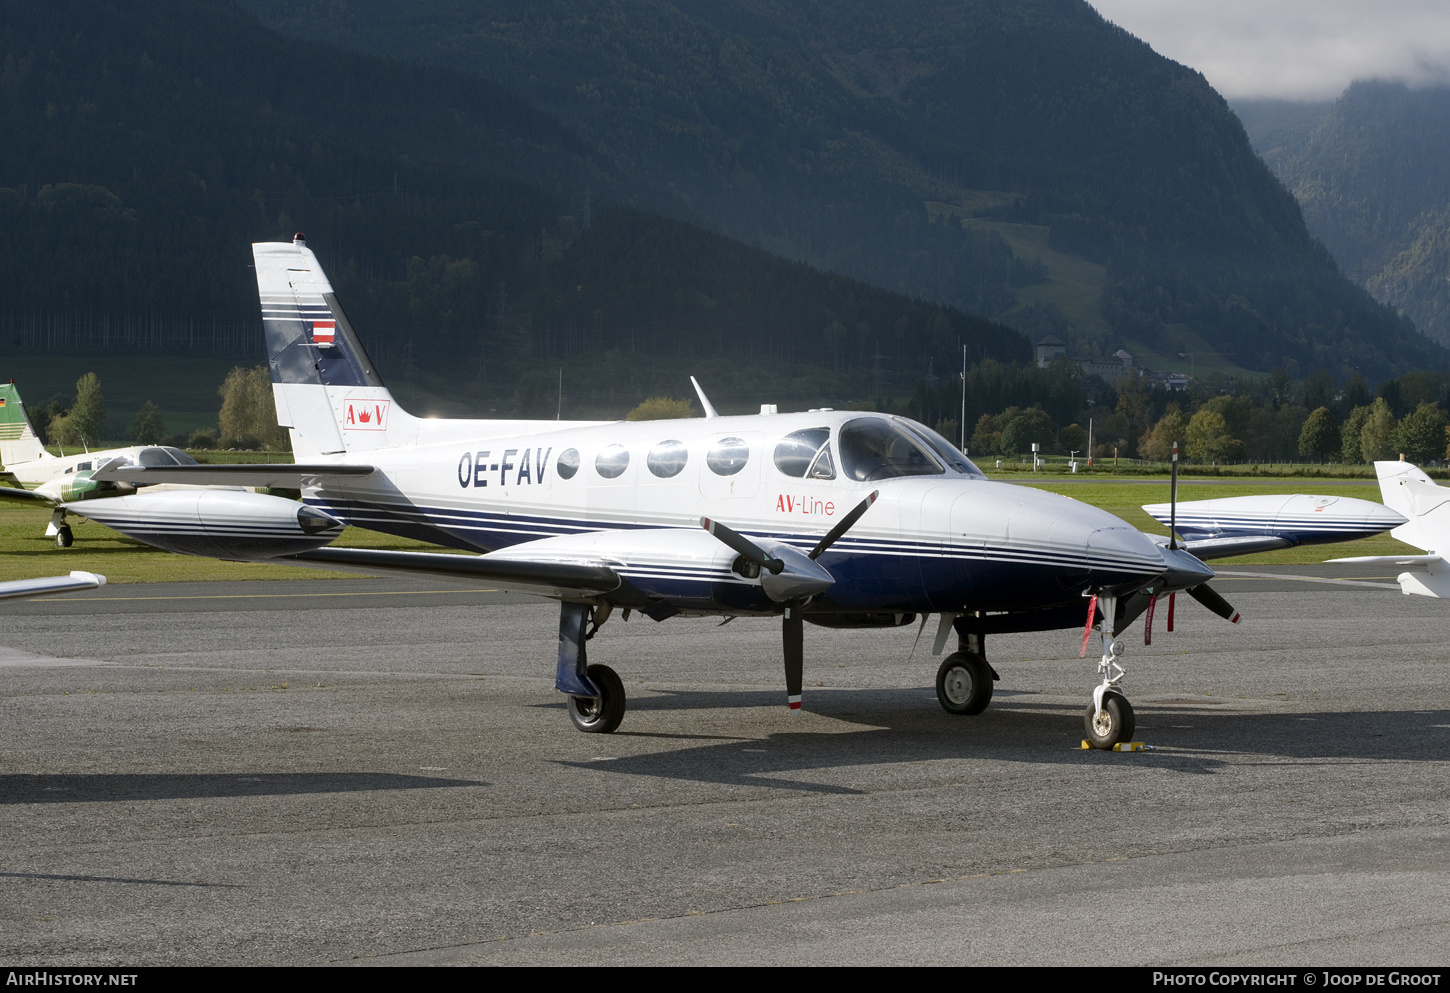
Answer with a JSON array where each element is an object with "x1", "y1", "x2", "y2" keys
[
  {"x1": 0, "y1": 382, "x2": 50, "y2": 467},
  {"x1": 253, "y1": 235, "x2": 416, "y2": 457}
]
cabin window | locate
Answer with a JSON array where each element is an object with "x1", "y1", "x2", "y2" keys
[
  {"x1": 556, "y1": 449, "x2": 580, "y2": 480},
  {"x1": 837, "y1": 418, "x2": 944, "y2": 481},
  {"x1": 646, "y1": 440, "x2": 688, "y2": 478},
  {"x1": 76, "y1": 462, "x2": 92, "y2": 471},
  {"x1": 706, "y1": 437, "x2": 750, "y2": 476},
  {"x1": 773, "y1": 428, "x2": 835, "y2": 479},
  {"x1": 595, "y1": 444, "x2": 630, "y2": 479}
]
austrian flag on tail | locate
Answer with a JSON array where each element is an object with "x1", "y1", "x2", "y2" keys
[{"x1": 310, "y1": 319, "x2": 335, "y2": 344}]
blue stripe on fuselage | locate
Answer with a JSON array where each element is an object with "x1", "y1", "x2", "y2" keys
[{"x1": 306, "y1": 496, "x2": 1159, "y2": 613}]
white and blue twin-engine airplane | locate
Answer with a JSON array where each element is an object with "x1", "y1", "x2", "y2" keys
[{"x1": 75, "y1": 236, "x2": 1403, "y2": 748}]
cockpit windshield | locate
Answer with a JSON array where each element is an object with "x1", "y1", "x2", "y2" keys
[
  {"x1": 836, "y1": 418, "x2": 944, "y2": 481},
  {"x1": 139, "y1": 447, "x2": 199, "y2": 467},
  {"x1": 894, "y1": 418, "x2": 986, "y2": 478}
]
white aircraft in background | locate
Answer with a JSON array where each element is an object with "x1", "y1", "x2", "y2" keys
[
  {"x1": 64, "y1": 236, "x2": 1401, "y2": 748},
  {"x1": 1327, "y1": 460, "x2": 1450, "y2": 597},
  {"x1": 1142, "y1": 492, "x2": 1405, "y2": 559},
  {"x1": 0, "y1": 380, "x2": 340, "y2": 555}
]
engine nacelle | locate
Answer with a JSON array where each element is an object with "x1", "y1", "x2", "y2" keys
[{"x1": 66, "y1": 490, "x2": 344, "y2": 559}]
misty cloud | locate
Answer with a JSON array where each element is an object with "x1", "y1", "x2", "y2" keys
[{"x1": 1092, "y1": 0, "x2": 1450, "y2": 100}]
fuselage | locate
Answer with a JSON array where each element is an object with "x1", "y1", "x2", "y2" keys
[{"x1": 302, "y1": 409, "x2": 1168, "y2": 615}]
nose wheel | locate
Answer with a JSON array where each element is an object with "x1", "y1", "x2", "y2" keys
[{"x1": 1083, "y1": 691, "x2": 1135, "y2": 749}]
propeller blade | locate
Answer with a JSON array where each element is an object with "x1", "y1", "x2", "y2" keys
[
  {"x1": 809, "y1": 490, "x2": 879, "y2": 560},
  {"x1": 701, "y1": 517, "x2": 784, "y2": 574},
  {"x1": 1187, "y1": 583, "x2": 1240, "y2": 623},
  {"x1": 1169, "y1": 440, "x2": 1179, "y2": 551},
  {"x1": 783, "y1": 599, "x2": 804, "y2": 711}
]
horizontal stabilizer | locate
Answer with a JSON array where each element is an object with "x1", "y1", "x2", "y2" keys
[
  {"x1": 0, "y1": 571, "x2": 105, "y2": 602},
  {"x1": 92, "y1": 463, "x2": 375, "y2": 488},
  {"x1": 0, "y1": 482, "x2": 55, "y2": 504},
  {"x1": 287, "y1": 546, "x2": 621, "y2": 597},
  {"x1": 1325, "y1": 554, "x2": 1444, "y2": 567}
]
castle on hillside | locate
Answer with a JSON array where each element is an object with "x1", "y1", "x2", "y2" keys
[{"x1": 1034, "y1": 335, "x2": 1135, "y2": 379}]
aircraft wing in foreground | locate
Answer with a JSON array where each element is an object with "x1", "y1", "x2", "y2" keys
[{"x1": 0, "y1": 570, "x2": 105, "y2": 602}]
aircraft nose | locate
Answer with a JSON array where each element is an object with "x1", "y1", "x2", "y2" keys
[
  {"x1": 1085, "y1": 525, "x2": 1169, "y2": 582},
  {"x1": 1160, "y1": 545, "x2": 1215, "y2": 589}
]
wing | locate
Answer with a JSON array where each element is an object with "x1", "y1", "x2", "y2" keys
[
  {"x1": 91, "y1": 462, "x2": 375, "y2": 488},
  {"x1": 1146, "y1": 533, "x2": 1291, "y2": 560},
  {"x1": 283, "y1": 546, "x2": 625, "y2": 600},
  {"x1": 0, "y1": 571, "x2": 105, "y2": 602}
]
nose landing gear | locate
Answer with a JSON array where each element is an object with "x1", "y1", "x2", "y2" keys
[{"x1": 1082, "y1": 593, "x2": 1136, "y2": 749}]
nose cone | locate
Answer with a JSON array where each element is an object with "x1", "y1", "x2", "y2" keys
[{"x1": 1159, "y1": 545, "x2": 1215, "y2": 590}]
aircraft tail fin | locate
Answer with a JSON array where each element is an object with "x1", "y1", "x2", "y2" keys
[
  {"x1": 253, "y1": 236, "x2": 416, "y2": 458},
  {"x1": 1375, "y1": 460, "x2": 1450, "y2": 552},
  {"x1": 0, "y1": 382, "x2": 51, "y2": 467}
]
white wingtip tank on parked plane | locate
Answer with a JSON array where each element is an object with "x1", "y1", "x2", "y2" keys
[
  {"x1": 90, "y1": 234, "x2": 1393, "y2": 749},
  {"x1": 0, "y1": 380, "x2": 347, "y2": 555}
]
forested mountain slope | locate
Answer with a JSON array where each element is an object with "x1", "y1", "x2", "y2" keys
[
  {"x1": 0, "y1": 0, "x2": 1025, "y2": 413},
  {"x1": 1241, "y1": 83, "x2": 1450, "y2": 349},
  {"x1": 239, "y1": 0, "x2": 1442, "y2": 379}
]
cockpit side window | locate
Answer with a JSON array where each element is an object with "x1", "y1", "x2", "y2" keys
[
  {"x1": 164, "y1": 447, "x2": 199, "y2": 466},
  {"x1": 894, "y1": 418, "x2": 986, "y2": 478},
  {"x1": 837, "y1": 418, "x2": 945, "y2": 481},
  {"x1": 773, "y1": 428, "x2": 834, "y2": 479}
]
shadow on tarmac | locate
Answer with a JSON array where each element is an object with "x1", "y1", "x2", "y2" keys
[
  {"x1": 0, "y1": 771, "x2": 485, "y2": 804},
  {"x1": 554, "y1": 690, "x2": 1450, "y2": 793}
]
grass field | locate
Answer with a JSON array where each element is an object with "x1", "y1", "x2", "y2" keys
[{"x1": 0, "y1": 473, "x2": 1410, "y2": 584}]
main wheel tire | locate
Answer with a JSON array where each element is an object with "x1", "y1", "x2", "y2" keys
[
  {"x1": 935, "y1": 652, "x2": 993, "y2": 716},
  {"x1": 566, "y1": 663, "x2": 626, "y2": 734},
  {"x1": 1083, "y1": 692, "x2": 1136, "y2": 749},
  {"x1": 55, "y1": 525, "x2": 74, "y2": 549}
]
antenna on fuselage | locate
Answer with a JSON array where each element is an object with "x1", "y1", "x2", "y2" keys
[{"x1": 690, "y1": 376, "x2": 719, "y2": 418}]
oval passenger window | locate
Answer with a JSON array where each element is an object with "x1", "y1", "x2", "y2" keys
[
  {"x1": 595, "y1": 444, "x2": 630, "y2": 479},
  {"x1": 706, "y1": 437, "x2": 750, "y2": 476},
  {"x1": 556, "y1": 448, "x2": 580, "y2": 480},
  {"x1": 647, "y1": 440, "x2": 688, "y2": 478}
]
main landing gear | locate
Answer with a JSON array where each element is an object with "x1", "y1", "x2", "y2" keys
[
  {"x1": 47, "y1": 509, "x2": 73, "y2": 548},
  {"x1": 933, "y1": 621, "x2": 999, "y2": 717},
  {"x1": 1082, "y1": 593, "x2": 1136, "y2": 750},
  {"x1": 556, "y1": 601, "x2": 625, "y2": 734}
]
